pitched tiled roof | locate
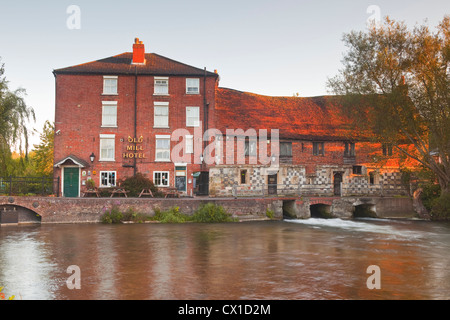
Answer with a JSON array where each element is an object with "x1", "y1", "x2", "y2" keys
[
  {"x1": 215, "y1": 87, "x2": 369, "y2": 141},
  {"x1": 53, "y1": 52, "x2": 218, "y2": 77}
]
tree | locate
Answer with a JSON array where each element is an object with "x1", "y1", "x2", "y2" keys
[
  {"x1": 0, "y1": 58, "x2": 35, "y2": 176},
  {"x1": 32, "y1": 120, "x2": 54, "y2": 176},
  {"x1": 327, "y1": 16, "x2": 450, "y2": 195}
]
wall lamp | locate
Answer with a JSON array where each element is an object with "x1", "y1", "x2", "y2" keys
[{"x1": 90, "y1": 152, "x2": 95, "y2": 163}]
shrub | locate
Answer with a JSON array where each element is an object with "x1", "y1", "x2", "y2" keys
[
  {"x1": 86, "y1": 179, "x2": 95, "y2": 189},
  {"x1": 266, "y1": 208, "x2": 275, "y2": 219},
  {"x1": 100, "y1": 206, "x2": 123, "y2": 224},
  {"x1": 430, "y1": 192, "x2": 450, "y2": 220},
  {"x1": 420, "y1": 182, "x2": 441, "y2": 212},
  {"x1": 117, "y1": 173, "x2": 163, "y2": 197},
  {"x1": 191, "y1": 203, "x2": 237, "y2": 223},
  {"x1": 153, "y1": 206, "x2": 190, "y2": 223}
]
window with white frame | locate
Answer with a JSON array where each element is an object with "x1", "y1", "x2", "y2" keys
[
  {"x1": 103, "y1": 76, "x2": 118, "y2": 95},
  {"x1": 185, "y1": 135, "x2": 193, "y2": 154},
  {"x1": 153, "y1": 171, "x2": 169, "y2": 187},
  {"x1": 102, "y1": 101, "x2": 117, "y2": 127},
  {"x1": 186, "y1": 106, "x2": 200, "y2": 127},
  {"x1": 154, "y1": 77, "x2": 169, "y2": 95},
  {"x1": 186, "y1": 78, "x2": 200, "y2": 94},
  {"x1": 99, "y1": 134, "x2": 115, "y2": 161},
  {"x1": 100, "y1": 171, "x2": 116, "y2": 187},
  {"x1": 154, "y1": 102, "x2": 169, "y2": 128},
  {"x1": 155, "y1": 135, "x2": 170, "y2": 161}
]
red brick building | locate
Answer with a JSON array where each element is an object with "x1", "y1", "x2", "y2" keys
[
  {"x1": 53, "y1": 39, "x2": 414, "y2": 198},
  {"x1": 53, "y1": 39, "x2": 218, "y2": 197}
]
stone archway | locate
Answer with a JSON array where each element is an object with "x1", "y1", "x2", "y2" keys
[{"x1": 0, "y1": 204, "x2": 42, "y2": 224}]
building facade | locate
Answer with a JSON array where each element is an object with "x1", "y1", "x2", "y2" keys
[
  {"x1": 53, "y1": 39, "x2": 414, "y2": 198},
  {"x1": 53, "y1": 39, "x2": 218, "y2": 197}
]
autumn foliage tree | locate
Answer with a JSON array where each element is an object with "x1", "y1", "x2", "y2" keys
[{"x1": 328, "y1": 16, "x2": 450, "y2": 199}]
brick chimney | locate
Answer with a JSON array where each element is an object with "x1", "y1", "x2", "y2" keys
[{"x1": 132, "y1": 38, "x2": 146, "y2": 65}]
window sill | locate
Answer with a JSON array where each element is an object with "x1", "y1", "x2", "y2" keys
[
  {"x1": 101, "y1": 125, "x2": 118, "y2": 128},
  {"x1": 153, "y1": 126, "x2": 170, "y2": 129},
  {"x1": 102, "y1": 93, "x2": 119, "y2": 96},
  {"x1": 155, "y1": 159, "x2": 171, "y2": 162},
  {"x1": 153, "y1": 93, "x2": 170, "y2": 96},
  {"x1": 99, "y1": 159, "x2": 116, "y2": 162}
]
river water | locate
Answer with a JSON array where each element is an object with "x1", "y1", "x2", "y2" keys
[{"x1": 0, "y1": 218, "x2": 449, "y2": 300}]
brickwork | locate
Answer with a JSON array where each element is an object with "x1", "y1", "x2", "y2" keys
[{"x1": 54, "y1": 61, "x2": 218, "y2": 196}]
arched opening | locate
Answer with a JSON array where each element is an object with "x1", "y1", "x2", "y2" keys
[
  {"x1": 0, "y1": 205, "x2": 41, "y2": 225},
  {"x1": 310, "y1": 204, "x2": 332, "y2": 219},
  {"x1": 353, "y1": 204, "x2": 377, "y2": 218},
  {"x1": 282, "y1": 200, "x2": 297, "y2": 219}
]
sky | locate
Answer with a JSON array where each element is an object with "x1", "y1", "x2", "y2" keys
[{"x1": 0, "y1": 0, "x2": 449, "y2": 148}]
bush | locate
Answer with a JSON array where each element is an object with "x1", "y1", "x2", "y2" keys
[
  {"x1": 100, "y1": 206, "x2": 123, "y2": 224},
  {"x1": 191, "y1": 203, "x2": 237, "y2": 223},
  {"x1": 153, "y1": 206, "x2": 190, "y2": 223},
  {"x1": 430, "y1": 191, "x2": 450, "y2": 220},
  {"x1": 420, "y1": 183, "x2": 441, "y2": 212},
  {"x1": 117, "y1": 173, "x2": 163, "y2": 197}
]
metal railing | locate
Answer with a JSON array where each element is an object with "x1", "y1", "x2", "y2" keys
[{"x1": 0, "y1": 176, "x2": 60, "y2": 197}]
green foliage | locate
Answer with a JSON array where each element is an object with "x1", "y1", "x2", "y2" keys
[
  {"x1": 0, "y1": 58, "x2": 35, "y2": 176},
  {"x1": 117, "y1": 173, "x2": 162, "y2": 197},
  {"x1": 266, "y1": 208, "x2": 275, "y2": 219},
  {"x1": 86, "y1": 178, "x2": 96, "y2": 190},
  {"x1": 100, "y1": 206, "x2": 152, "y2": 224},
  {"x1": 191, "y1": 203, "x2": 237, "y2": 223},
  {"x1": 420, "y1": 183, "x2": 441, "y2": 212},
  {"x1": 430, "y1": 192, "x2": 450, "y2": 220},
  {"x1": 100, "y1": 206, "x2": 123, "y2": 224},
  {"x1": 154, "y1": 206, "x2": 190, "y2": 223},
  {"x1": 31, "y1": 120, "x2": 54, "y2": 176}
]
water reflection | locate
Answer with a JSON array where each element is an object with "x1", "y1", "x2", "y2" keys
[{"x1": 1, "y1": 219, "x2": 449, "y2": 300}]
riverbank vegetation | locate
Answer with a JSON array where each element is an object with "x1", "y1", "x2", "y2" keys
[{"x1": 100, "y1": 203, "x2": 238, "y2": 224}]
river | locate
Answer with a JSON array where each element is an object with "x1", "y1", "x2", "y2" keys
[{"x1": 0, "y1": 218, "x2": 449, "y2": 300}]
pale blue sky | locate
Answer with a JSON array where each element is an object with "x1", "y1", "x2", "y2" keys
[{"x1": 0, "y1": 0, "x2": 449, "y2": 147}]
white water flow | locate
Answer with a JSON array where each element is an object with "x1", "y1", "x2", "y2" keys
[{"x1": 284, "y1": 217, "x2": 433, "y2": 240}]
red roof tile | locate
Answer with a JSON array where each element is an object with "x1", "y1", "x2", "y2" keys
[
  {"x1": 53, "y1": 52, "x2": 218, "y2": 77},
  {"x1": 215, "y1": 87, "x2": 370, "y2": 141}
]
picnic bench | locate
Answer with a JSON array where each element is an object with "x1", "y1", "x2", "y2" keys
[
  {"x1": 163, "y1": 187, "x2": 181, "y2": 198},
  {"x1": 110, "y1": 188, "x2": 129, "y2": 198},
  {"x1": 138, "y1": 189, "x2": 154, "y2": 198},
  {"x1": 82, "y1": 188, "x2": 100, "y2": 198}
]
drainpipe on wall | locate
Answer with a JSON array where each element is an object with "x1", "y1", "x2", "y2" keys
[
  {"x1": 133, "y1": 65, "x2": 137, "y2": 177},
  {"x1": 202, "y1": 67, "x2": 209, "y2": 171}
]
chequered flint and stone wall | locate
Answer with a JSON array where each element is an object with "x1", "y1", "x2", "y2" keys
[{"x1": 209, "y1": 165, "x2": 409, "y2": 197}]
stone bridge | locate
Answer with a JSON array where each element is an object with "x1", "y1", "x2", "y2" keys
[
  {"x1": 0, "y1": 196, "x2": 281, "y2": 224},
  {"x1": 0, "y1": 195, "x2": 417, "y2": 225}
]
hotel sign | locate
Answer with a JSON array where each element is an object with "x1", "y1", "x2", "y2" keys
[{"x1": 123, "y1": 136, "x2": 146, "y2": 159}]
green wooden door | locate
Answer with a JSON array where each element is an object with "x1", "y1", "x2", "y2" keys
[{"x1": 64, "y1": 167, "x2": 79, "y2": 197}]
